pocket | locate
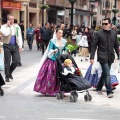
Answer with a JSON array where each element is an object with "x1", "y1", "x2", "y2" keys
[{"x1": 98, "y1": 52, "x2": 108, "y2": 62}]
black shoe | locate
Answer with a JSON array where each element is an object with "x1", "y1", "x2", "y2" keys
[
  {"x1": 0, "y1": 88, "x2": 4, "y2": 96},
  {"x1": 9, "y1": 75, "x2": 13, "y2": 79},
  {"x1": 5, "y1": 77, "x2": 9, "y2": 82},
  {"x1": 17, "y1": 63, "x2": 22, "y2": 66},
  {"x1": 112, "y1": 86, "x2": 116, "y2": 90}
]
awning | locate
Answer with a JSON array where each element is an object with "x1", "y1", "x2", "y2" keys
[{"x1": 2, "y1": 1, "x2": 21, "y2": 10}]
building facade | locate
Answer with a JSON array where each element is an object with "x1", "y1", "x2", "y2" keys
[
  {"x1": 1, "y1": 0, "x2": 120, "y2": 29},
  {"x1": 47, "y1": 0, "x2": 91, "y2": 27}
]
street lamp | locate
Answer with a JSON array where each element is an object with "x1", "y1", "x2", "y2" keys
[
  {"x1": 112, "y1": 0, "x2": 118, "y2": 25},
  {"x1": 68, "y1": 0, "x2": 77, "y2": 29},
  {"x1": 89, "y1": 0, "x2": 95, "y2": 28},
  {"x1": 39, "y1": 0, "x2": 49, "y2": 27}
]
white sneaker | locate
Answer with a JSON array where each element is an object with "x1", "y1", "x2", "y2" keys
[{"x1": 107, "y1": 93, "x2": 113, "y2": 98}]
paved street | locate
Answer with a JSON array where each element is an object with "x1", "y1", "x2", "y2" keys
[{"x1": 0, "y1": 41, "x2": 120, "y2": 120}]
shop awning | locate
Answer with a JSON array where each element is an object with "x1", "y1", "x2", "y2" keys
[{"x1": 2, "y1": 1, "x2": 21, "y2": 10}]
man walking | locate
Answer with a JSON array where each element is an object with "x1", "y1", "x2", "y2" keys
[
  {"x1": 90, "y1": 18, "x2": 119, "y2": 98},
  {"x1": 0, "y1": 14, "x2": 22, "y2": 82},
  {"x1": 40, "y1": 22, "x2": 51, "y2": 55}
]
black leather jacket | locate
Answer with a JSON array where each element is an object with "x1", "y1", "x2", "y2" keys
[{"x1": 90, "y1": 29, "x2": 119, "y2": 63}]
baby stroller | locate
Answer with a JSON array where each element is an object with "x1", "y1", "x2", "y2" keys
[
  {"x1": 56, "y1": 54, "x2": 92, "y2": 102},
  {"x1": 0, "y1": 73, "x2": 5, "y2": 96}
]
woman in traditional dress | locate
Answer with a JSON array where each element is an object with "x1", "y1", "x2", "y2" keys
[
  {"x1": 78, "y1": 35, "x2": 89, "y2": 61},
  {"x1": 84, "y1": 52, "x2": 119, "y2": 89},
  {"x1": 33, "y1": 29, "x2": 67, "y2": 96}
]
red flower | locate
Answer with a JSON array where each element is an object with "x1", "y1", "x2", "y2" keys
[{"x1": 76, "y1": 68, "x2": 82, "y2": 76}]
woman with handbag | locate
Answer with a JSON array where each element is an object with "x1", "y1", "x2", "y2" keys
[{"x1": 33, "y1": 29, "x2": 67, "y2": 96}]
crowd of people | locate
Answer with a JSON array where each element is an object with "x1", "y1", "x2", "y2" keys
[{"x1": 0, "y1": 14, "x2": 120, "y2": 99}]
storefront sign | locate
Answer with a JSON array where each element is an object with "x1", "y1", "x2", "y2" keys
[{"x1": 2, "y1": 1, "x2": 21, "y2": 10}]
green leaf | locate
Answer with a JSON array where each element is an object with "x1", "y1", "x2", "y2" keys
[{"x1": 39, "y1": 4, "x2": 50, "y2": 10}]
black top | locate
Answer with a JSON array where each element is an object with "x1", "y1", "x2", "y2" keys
[{"x1": 90, "y1": 29, "x2": 119, "y2": 63}]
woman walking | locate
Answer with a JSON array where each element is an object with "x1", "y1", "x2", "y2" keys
[{"x1": 33, "y1": 29, "x2": 67, "y2": 96}]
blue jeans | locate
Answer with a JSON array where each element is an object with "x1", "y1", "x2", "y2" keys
[
  {"x1": 27, "y1": 35, "x2": 34, "y2": 49},
  {"x1": 96, "y1": 62, "x2": 113, "y2": 95}
]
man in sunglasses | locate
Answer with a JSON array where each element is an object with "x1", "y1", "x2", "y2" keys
[{"x1": 90, "y1": 18, "x2": 119, "y2": 98}]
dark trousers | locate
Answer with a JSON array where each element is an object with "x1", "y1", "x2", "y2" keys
[
  {"x1": 41, "y1": 40, "x2": 49, "y2": 54},
  {"x1": 27, "y1": 35, "x2": 34, "y2": 50},
  {"x1": 3, "y1": 44, "x2": 20, "y2": 78},
  {"x1": 96, "y1": 62, "x2": 113, "y2": 95},
  {"x1": 36, "y1": 41, "x2": 42, "y2": 50}
]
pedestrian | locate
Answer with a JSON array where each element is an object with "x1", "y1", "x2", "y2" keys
[
  {"x1": 0, "y1": 73, "x2": 5, "y2": 96},
  {"x1": 19, "y1": 21, "x2": 24, "y2": 49},
  {"x1": 80, "y1": 22, "x2": 85, "y2": 33},
  {"x1": 26, "y1": 23, "x2": 34, "y2": 51},
  {"x1": 33, "y1": 29, "x2": 67, "y2": 96},
  {"x1": 78, "y1": 35, "x2": 89, "y2": 61},
  {"x1": 71, "y1": 26, "x2": 77, "y2": 56},
  {"x1": 82, "y1": 27, "x2": 92, "y2": 53},
  {"x1": 90, "y1": 18, "x2": 119, "y2": 98},
  {"x1": 0, "y1": 29, "x2": 4, "y2": 70},
  {"x1": 34, "y1": 24, "x2": 42, "y2": 51},
  {"x1": 40, "y1": 22, "x2": 52, "y2": 55},
  {"x1": 0, "y1": 14, "x2": 22, "y2": 82}
]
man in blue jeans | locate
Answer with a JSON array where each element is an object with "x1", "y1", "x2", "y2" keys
[{"x1": 90, "y1": 18, "x2": 119, "y2": 98}]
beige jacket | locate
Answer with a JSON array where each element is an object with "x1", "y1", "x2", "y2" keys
[{"x1": 1, "y1": 24, "x2": 22, "y2": 48}]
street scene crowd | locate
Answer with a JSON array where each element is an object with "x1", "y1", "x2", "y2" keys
[{"x1": 0, "y1": 14, "x2": 120, "y2": 101}]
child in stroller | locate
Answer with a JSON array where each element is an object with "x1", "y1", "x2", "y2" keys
[{"x1": 56, "y1": 54, "x2": 92, "y2": 102}]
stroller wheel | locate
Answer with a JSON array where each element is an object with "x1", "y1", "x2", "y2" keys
[
  {"x1": 60, "y1": 92, "x2": 64, "y2": 99},
  {"x1": 88, "y1": 94, "x2": 92, "y2": 101},
  {"x1": 56, "y1": 93, "x2": 61, "y2": 100},
  {"x1": 84, "y1": 94, "x2": 89, "y2": 101},
  {"x1": 74, "y1": 91, "x2": 78, "y2": 98},
  {"x1": 0, "y1": 88, "x2": 4, "y2": 96},
  {"x1": 69, "y1": 94, "x2": 77, "y2": 102}
]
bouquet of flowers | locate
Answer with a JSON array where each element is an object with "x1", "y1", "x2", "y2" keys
[
  {"x1": 75, "y1": 68, "x2": 82, "y2": 76},
  {"x1": 66, "y1": 37, "x2": 79, "y2": 52}
]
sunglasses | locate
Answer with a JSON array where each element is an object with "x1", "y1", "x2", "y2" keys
[{"x1": 102, "y1": 23, "x2": 109, "y2": 26}]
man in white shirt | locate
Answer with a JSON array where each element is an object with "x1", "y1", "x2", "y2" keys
[{"x1": 0, "y1": 14, "x2": 22, "y2": 82}]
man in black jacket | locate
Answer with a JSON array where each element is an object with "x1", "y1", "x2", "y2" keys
[
  {"x1": 40, "y1": 22, "x2": 51, "y2": 55},
  {"x1": 90, "y1": 18, "x2": 119, "y2": 98}
]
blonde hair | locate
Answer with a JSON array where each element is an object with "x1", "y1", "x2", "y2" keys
[{"x1": 64, "y1": 59, "x2": 72, "y2": 66}]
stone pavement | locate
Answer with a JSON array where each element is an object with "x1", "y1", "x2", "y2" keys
[{"x1": 1, "y1": 42, "x2": 120, "y2": 110}]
